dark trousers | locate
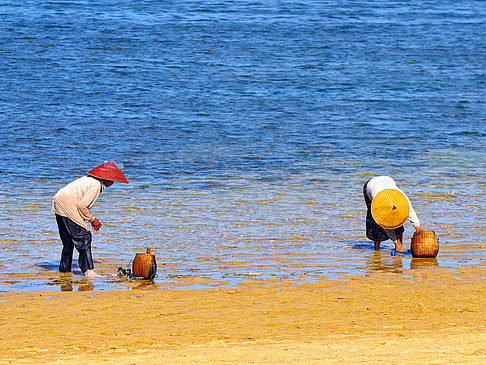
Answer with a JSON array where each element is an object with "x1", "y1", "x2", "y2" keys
[{"x1": 55, "y1": 214, "x2": 94, "y2": 273}]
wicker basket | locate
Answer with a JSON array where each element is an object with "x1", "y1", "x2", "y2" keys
[{"x1": 410, "y1": 230, "x2": 439, "y2": 258}]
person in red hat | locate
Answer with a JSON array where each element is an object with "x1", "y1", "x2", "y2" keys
[{"x1": 51, "y1": 161, "x2": 128, "y2": 278}]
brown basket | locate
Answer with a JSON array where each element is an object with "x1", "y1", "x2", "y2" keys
[
  {"x1": 410, "y1": 230, "x2": 439, "y2": 258},
  {"x1": 132, "y1": 248, "x2": 157, "y2": 279}
]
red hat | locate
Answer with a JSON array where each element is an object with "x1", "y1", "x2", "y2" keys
[{"x1": 87, "y1": 161, "x2": 129, "y2": 184}]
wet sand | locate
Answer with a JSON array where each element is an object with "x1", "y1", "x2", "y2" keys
[{"x1": 1, "y1": 266, "x2": 485, "y2": 364}]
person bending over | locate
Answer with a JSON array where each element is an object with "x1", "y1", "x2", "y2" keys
[
  {"x1": 51, "y1": 161, "x2": 128, "y2": 278},
  {"x1": 363, "y1": 175, "x2": 421, "y2": 252}
]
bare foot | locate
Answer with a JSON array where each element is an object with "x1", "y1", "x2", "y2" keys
[
  {"x1": 85, "y1": 269, "x2": 103, "y2": 278},
  {"x1": 394, "y1": 234, "x2": 404, "y2": 251},
  {"x1": 394, "y1": 243, "x2": 404, "y2": 252}
]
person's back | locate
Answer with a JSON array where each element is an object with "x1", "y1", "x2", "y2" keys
[
  {"x1": 52, "y1": 176, "x2": 102, "y2": 230},
  {"x1": 366, "y1": 176, "x2": 398, "y2": 199}
]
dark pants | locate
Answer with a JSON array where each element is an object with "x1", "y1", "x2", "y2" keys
[
  {"x1": 55, "y1": 214, "x2": 94, "y2": 273},
  {"x1": 363, "y1": 181, "x2": 404, "y2": 242}
]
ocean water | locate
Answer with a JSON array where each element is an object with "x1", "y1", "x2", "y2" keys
[{"x1": 0, "y1": 0, "x2": 484, "y2": 292}]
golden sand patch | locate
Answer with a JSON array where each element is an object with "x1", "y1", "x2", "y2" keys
[{"x1": 0, "y1": 267, "x2": 484, "y2": 364}]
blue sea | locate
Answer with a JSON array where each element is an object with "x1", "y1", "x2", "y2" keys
[{"x1": 0, "y1": 0, "x2": 484, "y2": 292}]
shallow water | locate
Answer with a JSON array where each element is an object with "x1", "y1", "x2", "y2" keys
[{"x1": 0, "y1": 0, "x2": 485, "y2": 292}]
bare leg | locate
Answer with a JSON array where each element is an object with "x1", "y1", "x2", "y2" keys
[
  {"x1": 374, "y1": 241, "x2": 381, "y2": 250},
  {"x1": 394, "y1": 233, "x2": 404, "y2": 251}
]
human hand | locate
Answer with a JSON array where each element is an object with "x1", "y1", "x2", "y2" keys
[{"x1": 91, "y1": 218, "x2": 102, "y2": 233}]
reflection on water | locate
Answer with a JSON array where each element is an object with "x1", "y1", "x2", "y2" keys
[
  {"x1": 410, "y1": 258, "x2": 439, "y2": 270},
  {"x1": 51, "y1": 273, "x2": 94, "y2": 292},
  {"x1": 362, "y1": 249, "x2": 442, "y2": 275},
  {"x1": 365, "y1": 251, "x2": 404, "y2": 274},
  {"x1": 51, "y1": 272, "x2": 158, "y2": 292}
]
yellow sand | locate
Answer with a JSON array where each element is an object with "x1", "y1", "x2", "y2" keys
[{"x1": 1, "y1": 267, "x2": 485, "y2": 364}]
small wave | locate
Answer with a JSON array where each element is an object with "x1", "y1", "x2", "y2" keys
[{"x1": 416, "y1": 191, "x2": 456, "y2": 200}]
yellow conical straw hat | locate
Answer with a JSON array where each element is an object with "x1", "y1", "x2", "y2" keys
[{"x1": 371, "y1": 189, "x2": 410, "y2": 229}]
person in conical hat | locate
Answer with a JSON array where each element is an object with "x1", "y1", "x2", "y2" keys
[
  {"x1": 51, "y1": 161, "x2": 128, "y2": 278},
  {"x1": 363, "y1": 176, "x2": 421, "y2": 252}
]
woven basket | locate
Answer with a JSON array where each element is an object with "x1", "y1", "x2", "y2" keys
[{"x1": 411, "y1": 230, "x2": 439, "y2": 258}]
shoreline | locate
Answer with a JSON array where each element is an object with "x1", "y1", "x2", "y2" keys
[
  {"x1": 1, "y1": 266, "x2": 485, "y2": 364},
  {"x1": 0, "y1": 247, "x2": 482, "y2": 294}
]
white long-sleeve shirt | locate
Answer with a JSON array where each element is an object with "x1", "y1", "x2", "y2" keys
[
  {"x1": 51, "y1": 176, "x2": 103, "y2": 230},
  {"x1": 366, "y1": 176, "x2": 420, "y2": 241}
]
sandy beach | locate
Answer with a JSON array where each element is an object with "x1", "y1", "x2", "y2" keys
[{"x1": 1, "y1": 266, "x2": 485, "y2": 364}]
